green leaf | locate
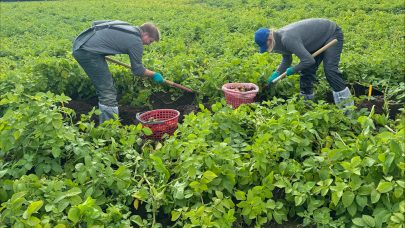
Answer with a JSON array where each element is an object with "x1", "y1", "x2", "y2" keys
[
  {"x1": 356, "y1": 195, "x2": 368, "y2": 209},
  {"x1": 266, "y1": 199, "x2": 276, "y2": 209},
  {"x1": 273, "y1": 210, "x2": 286, "y2": 224},
  {"x1": 352, "y1": 217, "x2": 366, "y2": 226},
  {"x1": 351, "y1": 156, "x2": 362, "y2": 167},
  {"x1": 202, "y1": 170, "x2": 217, "y2": 183},
  {"x1": 68, "y1": 207, "x2": 80, "y2": 224},
  {"x1": 397, "y1": 180, "x2": 405, "y2": 188},
  {"x1": 362, "y1": 157, "x2": 375, "y2": 167},
  {"x1": 371, "y1": 189, "x2": 380, "y2": 204},
  {"x1": 295, "y1": 195, "x2": 304, "y2": 206},
  {"x1": 0, "y1": 169, "x2": 8, "y2": 178},
  {"x1": 66, "y1": 187, "x2": 82, "y2": 197},
  {"x1": 150, "y1": 155, "x2": 170, "y2": 181},
  {"x1": 362, "y1": 215, "x2": 375, "y2": 227},
  {"x1": 45, "y1": 204, "x2": 54, "y2": 212},
  {"x1": 142, "y1": 127, "x2": 153, "y2": 136},
  {"x1": 390, "y1": 213, "x2": 404, "y2": 223},
  {"x1": 347, "y1": 202, "x2": 357, "y2": 217},
  {"x1": 390, "y1": 141, "x2": 402, "y2": 154},
  {"x1": 331, "y1": 191, "x2": 340, "y2": 206},
  {"x1": 171, "y1": 210, "x2": 181, "y2": 221},
  {"x1": 215, "y1": 190, "x2": 223, "y2": 199},
  {"x1": 358, "y1": 184, "x2": 373, "y2": 195},
  {"x1": 57, "y1": 199, "x2": 70, "y2": 212},
  {"x1": 23, "y1": 200, "x2": 43, "y2": 219},
  {"x1": 132, "y1": 215, "x2": 145, "y2": 226},
  {"x1": 376, "y1": 181, "x2": 393, "y2": 193},
  {"x1": 235, "y1": 191, "x2": 246, "y2": 201},
  {"x1": 349, "y1": 175, "x2": 362, "y2": 191},
  {"x1": 342, "y1": 191, "x2": 355, "y2": 208},
  {"x1": 399, "y1": 202, "x2": 405, "y2": 214},
  {"x1": 26, "y1": 216, "x2": 41, "y2": 226}
]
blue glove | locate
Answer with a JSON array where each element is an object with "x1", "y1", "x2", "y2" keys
[
  {"x1": 267, "y1": 71, "x2": 279, "y2": 85},
  {"x1": 286, "y1": 67, "x2": 294, "y2": 76},
  {"x1": 152, "y1": 72, "x2": 164, "y2": 84}
]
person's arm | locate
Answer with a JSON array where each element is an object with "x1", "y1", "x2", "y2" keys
[
  {"x1": 276, "y1": 54, "x2": 293, "y2": 74},
  {"x1": 128, "y1": 44, "x2": 147, "y2": 76},
  {"x1": 143, "y1": 69, "x2": 155, "y2": 78},
  {"x1": 283, "y1": 37, "x2": 315, "y2": 73},
  {"x1": 128, "y1": 45, "x2": 164, "y2": 83}
]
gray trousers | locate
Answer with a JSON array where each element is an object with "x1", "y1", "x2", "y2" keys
[
  {"x1": 300, "y1": 27, "x2": 346, "y2": 95},
  {"x1": 72, "y1": 49, "x2": 118, "y2": 107}
]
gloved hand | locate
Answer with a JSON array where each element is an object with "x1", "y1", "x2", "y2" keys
[
  {"x1": 267, "y1": 71, "x2": 279, "y2": 85},
  {"x1": 152, "y1": 72, "x2": 164, "y2": 84},
  {"x1": 286, "y1": 67, "x2": 294, "y2": 76}
]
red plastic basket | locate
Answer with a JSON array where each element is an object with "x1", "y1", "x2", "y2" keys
[
  {"x1": 136, "y1": 109, "x2": 180, "y2": 140},
  {"x1": 222, "y1": 83, "x2": 259, "y2": 108}
]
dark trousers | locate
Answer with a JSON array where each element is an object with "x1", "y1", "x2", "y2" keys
[
  {"x1": 72, "y1": 49, "x2": 118, "y2": 107},
  {"x1": 300, "y1": 27, "x2": 346, "y2": 94}
]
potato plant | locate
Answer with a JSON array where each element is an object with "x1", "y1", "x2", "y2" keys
[{"x1": 1, "y1": 0, "x2": 404, "y2": 227}]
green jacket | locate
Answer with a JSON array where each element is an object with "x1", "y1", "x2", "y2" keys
[{"x1": 73, "y1": 20, "x2": 146, "y2": 76}]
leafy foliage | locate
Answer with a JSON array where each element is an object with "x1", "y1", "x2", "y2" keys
[{"x1": 0, "y1": 0, "x2": 404, "y2": 227}]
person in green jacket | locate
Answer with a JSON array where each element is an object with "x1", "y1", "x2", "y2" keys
[
  {"x1": 72, "y1": 20, "x2": 164, "y2": 123},
  {"x1": 254, "y1": 18, "x2": 354, "y2": 110}
]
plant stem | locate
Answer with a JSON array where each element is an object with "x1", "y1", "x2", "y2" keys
[{"x1": 384, "y1": 125, "x2": 396, "y2": 134}]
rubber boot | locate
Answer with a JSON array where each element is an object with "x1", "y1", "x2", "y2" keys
[
  {"x1": 299, "y1": 91, "x2": 315, "y2": 100},
  {"x1": 99, "y1": 103, "x2": 119, "y2": 124},
  {"x1": 332, "y1": 87, "x2": 354, "y2": 110}
]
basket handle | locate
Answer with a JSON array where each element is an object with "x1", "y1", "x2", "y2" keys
[{"x1": 136, "y1": 112, "x2": 165, "y2": 124}]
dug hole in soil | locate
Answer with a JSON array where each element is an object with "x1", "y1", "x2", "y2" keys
[
  {"x1": 325, "y1": 83, "x2": 403, "y2": 119},
  {"x1": 65, "y1": 91, "x2": 201, "y2": 126}
]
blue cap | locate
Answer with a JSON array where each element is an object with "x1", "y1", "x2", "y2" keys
[{"x1": 255, "y1": 28, "x2": 270, "y2": 53}]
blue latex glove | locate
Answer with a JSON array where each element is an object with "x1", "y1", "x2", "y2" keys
[
  {"x1": 267, "y1": 71, "x2": 279, "y2": 85},
  {"x1": 152, "y1": 72, "x2": 164, "y2": 84},
  {"x1": 286, "y1": 67, "x2": 294, "y2": 76}
]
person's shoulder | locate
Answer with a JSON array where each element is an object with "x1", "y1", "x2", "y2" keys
[{"x1": 280, "y1": 32, "x2": 298, "y2": 44}]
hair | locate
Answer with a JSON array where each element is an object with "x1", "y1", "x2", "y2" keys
[
  {"x1": 268, "y1": 29, "x2": 276, "y2": 53},
  {"x1": 140, "y1": 22, "x2": 160, "y2": 41}
]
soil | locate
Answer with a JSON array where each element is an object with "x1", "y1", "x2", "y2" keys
[
  {"x1": 66, "y1": 82, "x2": 402, "y2": 126},
  {"x1": 325, "y1": 83, "x2": 403, "y2": 119},
  {"x1": 65, "y1": 91, "x2": 202, "y2": 125}
]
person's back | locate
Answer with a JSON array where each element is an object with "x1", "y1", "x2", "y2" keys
[
  {"x1": 277, "y1": 18, "x2": 337, "y2": 53},
  {"x1": 80, "y1": 24, "x2": 142, "y2": 56}
]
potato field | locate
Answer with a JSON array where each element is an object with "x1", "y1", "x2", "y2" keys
[{"x1": 0, "y1": 0, "x2": 404, "y2": 227}]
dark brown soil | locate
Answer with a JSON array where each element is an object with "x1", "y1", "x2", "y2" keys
[
  {"x1": 355, "y1": 96, "x2": 402, "y2": 119},
  {"x1": 324, "y1": 83, "x2": 403, "y2": 119},
  {"x1": 65, "y1": 92, "x2": 202, "y2": 125}
]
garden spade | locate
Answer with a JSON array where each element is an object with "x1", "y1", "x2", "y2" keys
[
  {"x1": 105, "y1": 56, "x2": 194, "y2": 93},
  {"x1": 105, "y1": 56, "x2": 196, "y2": 108}
]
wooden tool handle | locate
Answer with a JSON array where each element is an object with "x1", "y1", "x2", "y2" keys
[
  {"x1": 164, "y1": 80, "x2": 194, "y2": 93},
  {"x1": 105, "y1": 56, "x2": 194, "y2": 93},
  {"x1": 272, "y1": 39, "x2": 338, "y2": 84},
  {"x1": 105, "y1": 56, "x2": 131, "y2": 68}
]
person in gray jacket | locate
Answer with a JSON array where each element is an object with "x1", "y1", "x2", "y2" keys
[
  {"x1": 254, "y1": 18, "x2": 354, "y2": 109},
  {"x1": 72, "y1": 20, "x2": 164, "y2": 123}
]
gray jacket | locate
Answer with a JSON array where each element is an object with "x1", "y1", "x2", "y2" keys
[
  {"x1": 73, "y1": 20, "x2": 146, "y2": 76},
  {"x1": 272, "y1": 18, "x2": 338, "y2": 74}
]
